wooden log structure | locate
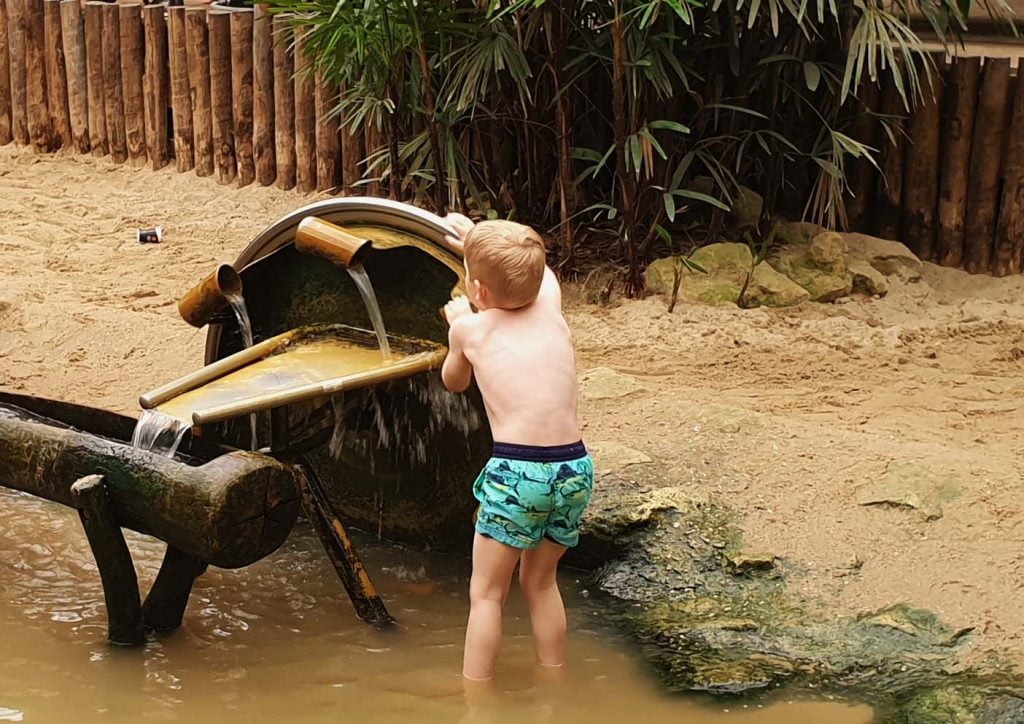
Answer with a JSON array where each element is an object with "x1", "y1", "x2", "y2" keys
[
  {"x1": 0, "y1": 0, "x2": 12, "y2": 146},
  {"x1": 230, "y1": 9, "x2": 254, "y2": 187},
  {"x1": 340, "y1": 88, "x2": 363, "y2": 194},
  {"x1": 141, "y1": 546, "x2": 208, "y2": 632},
  {"x1": 846, "y1": 80, "x2": 879, "y2": 230},
  {"x1": 964, "y1": 57, "x2": 1010, "y2": 274},
  {"x1": 253, "y1": 4, "x2": 274, "y2": 186},
  {"x1": 8, "y1": 0, "x2": 27, "y2": 145},
  {"x1": 936, "y1": 55, "x2": 981, "y2": 269},
  {"x1": 293, "y1": 29, "x2": 316, "y2": 194},
  {"x1": 315, "y1": 70, "x2": 339, "y2": 192},
  {"x1": 167, "y1": 4, "x2": 193, "y2": 172},
  {"x1": 59, "y1": 0, "x2": 88, "y2": 153},
  {"x1": 83, "y1": 1, "x2": 105, "y2": 155},
  {"x1": 874, "y1": 68, "x2": 907, "y2": 241},
  {"x1": 43, "y1": 0, "x2": 69, "y2": 149},
  {"x1": 71, "y1": 475, "x2": 146, "y2": 646},
  {"x1": 208, "y1": 9, "x2": 235, "y2": 184},
  {"x1": 364, "y1": 118, "x2": 384, "y2": 197},
  {"x1": 185, "y1": 7, "x2": 213, "y2": 177},
  {"x1": 272, "y1": 14, "x2": 294, "y2": 190},
  {"x1": 142, "y1": 3, "x2": 168, "y2": 170},
  {"x1": 119, "y1": 2, "x2": 146, "y2": 168},
  {"x1": 993, "y1": 67, "x2": 1024, "y2": 276},
  {"x1": 901, "y1": 53, "x2": 944, "y2": 261},
  {"x1": 24, "y1": 0, "x2": 50, "y2": 152},
  {"x1": 0, "y1": 401, "x2": 301, "y2": 569},
  {"x1": 101, "y1": 1, "x2": 126, "y2": 164}
]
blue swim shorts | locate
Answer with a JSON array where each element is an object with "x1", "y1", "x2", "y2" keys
[{"x1": 473, "y1": 441, "x2": 594, "y2": 550}]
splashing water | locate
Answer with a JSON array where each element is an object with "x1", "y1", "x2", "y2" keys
[
  {"x1": 346, "y1": 263, "x2": 391, "y2": 363},
  {"x1": 226, "y1": 291, "x2": 258, "y2": 450},
  {"x1": 130, "y1": 409, "x2": 191, "y2": 458}
]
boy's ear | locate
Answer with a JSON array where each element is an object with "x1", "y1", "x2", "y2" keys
[{"x1": 473, "y1": 279, "x2": 489, "y2": 304}]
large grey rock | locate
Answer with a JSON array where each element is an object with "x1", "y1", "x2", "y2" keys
[
  {"x1": 843, "y1": 232, "x2": 923, "y2": 281},
  {"x1": 645, "y1": 243, "x2": 753, "y2": 306},
  {"x1": 769, "y1": 231, "x2": 853, "y2": 302},
  {"x1": 741, "y1": 262, "x2": 811, "y2": 308},
  {"x1": 848, "y1": 259, "x2": 889, "y2": 296},
  {"x1": 857, "y1": 461, "x2": 960, "y2": 521}
]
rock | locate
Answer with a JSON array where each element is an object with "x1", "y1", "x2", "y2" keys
[
  {"x1": 848, "y1": 259, "x2": 889, "y2": 296},
  {"x1": 769, "y1": 220, "x2": 824, "y2": 248},
  {"x1": 857, "y1": 461, "x2": 960, "y2": 521},
  {"x1": 645, "y1": 243, "x2": 753, "y2": 306},
  {"x1": 724, "y1": 552, "x2": 777, "y2": 576},
  {"x1": 741, "y1": 262, "x2": 811, "y2": 308},
  {"x1": 589, "y1": 441, "x2": 653, "y2": 474},
  {"x1": 769, "y1": 232, "x2": 853, "y2": 302},
  {"x1": 728, "y1": 186, "x2": 763, "y2": 230},
  {"x1": 842, "y1": 232, "x2": 923, "y2": 281},
  {"x1": 580, "y1": 367, "x2": 645, "y2": 400}
]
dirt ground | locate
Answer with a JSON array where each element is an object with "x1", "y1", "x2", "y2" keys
[{"x1": 2, "y1": 145, "x2": 1023, "y2": 672}]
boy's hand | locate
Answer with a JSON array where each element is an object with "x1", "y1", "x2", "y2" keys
[
  {"x1": 443, "y1": 296, "x2": 473, "y2": 325},
  {"x1": 443, "y1": 213, "x2": 474, "y2": 253}
]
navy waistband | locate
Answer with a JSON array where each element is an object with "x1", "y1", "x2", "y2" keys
[{"x1": 492, "y1": 441, "x2": 588, "y2": 463}]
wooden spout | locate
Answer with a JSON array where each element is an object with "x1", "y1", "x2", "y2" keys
[
  {"x1": 177, "y1": 263, "x2": 243, "y2": 328},
  {"x1": 295, "y1": 216, "x2": 372, "y2": 268}
]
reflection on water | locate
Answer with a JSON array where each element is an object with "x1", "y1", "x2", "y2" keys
[{"x1": 0, "y1": 488, "x2": 873, "y2": 723}]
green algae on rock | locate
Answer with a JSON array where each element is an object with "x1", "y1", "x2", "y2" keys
[{"x1": 645, "y1": 243, "x2": 754, "y2": 306}]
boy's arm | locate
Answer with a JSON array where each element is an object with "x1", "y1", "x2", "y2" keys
[
  {"x1": 535, "y1": 266, "x2": 562, "y2": 310},
  {"x1": 441, "y1": 314, "x2": 474, "y2": 393}
]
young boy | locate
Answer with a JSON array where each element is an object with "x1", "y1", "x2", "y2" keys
[{"x1": 440, "y1": 214, "x2": 593, "y2": 683}]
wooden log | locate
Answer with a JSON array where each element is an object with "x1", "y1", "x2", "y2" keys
[
  {"x1": 141, "y1": 546, "x2": 207, "y2": 632},
  {"x1": 71, "y1": 475, "x2": 146, "y2": 646},
  {"x1": 964, "y1": 57, "x2": 1011, "y2": 274},
  {"x1": 315, "y1": 70, "x2": 339, "y2": 192},
  {"x1": 43, "y1": 0, "x2": 69, "y2": 148},
  {"x1": 0, "y1": 401, "x2": 301, "y2": 569},
  {"x1": 845, "y1": 80, "x2": 880, "y2": 230},
  {"x1": 142, "y1": 3, "x2": 168, "y2": 170},
  {"x1": 364, "y1": 117, "x2": 384, "y2": 197},
  {"x1": 340, "y1": 88, "x2": 363, "y2": 194},
  {"x1": 185, "y1": 7, "x2": 212, "y2": 177},
  {"x1": 100, "y1": 2, "x2": 125, "y2": 163},
  {"x1": 993, "y1": 67, "x2": 1024, "y2": 276},
  {"x1": 230, "y1": 10, "x2": 253, "y2": 187},
  {"x1": 272, "y1": 14, "x2": 293, "y2": 190},
  {"x1": 936, "y1": 55, "x2": 981, "y2": 268},
  {"x1": 167, "y1": 5, "x2": 192, "y2": 172},
  {"x1": 252, "y1": 4, "x2": 273, "y2": 185},
  {"x1": 59, "y1": 0, "x2": 87, "y2": 153},
  {"x1": 8, "y1": 0, "x2": 27, "y2": 145},
  {"x1": 874, "y1": 69, "x2": 907, "y2": 241},
  {"x1": 24, "y1": 0, "x2": 50, "y2": 152},
  {"x1": 293, "y1": 29, "x2": 315, "y2": 193},
  {"x1": 83, "y1": 1, "x2": 104, "y2": 155},
  {"x1": 901, "y1": 53, "x2": 944, "y2": 261},
  {"x1": 208, "y1": 9, "x2": 234, "y2": 184},
  {"x1": 119, "y1": 3, "x2": 145, "y2": 167},
  {"x1": 0, "y1": 0, "x2": 12, "y2": 145}
]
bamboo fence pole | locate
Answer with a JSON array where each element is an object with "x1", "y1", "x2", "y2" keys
[
  {"x1": 208, "y1": 8, "x2": 234, "y2": 184},
  {"x1": 59, "y1": 0, "x2": 87, "y2": 153},
  {"x1": 314, "y1": 69, "x2": 338, "y2": 192},
  {"x1": 185, "y1": 6, "x2": 212, "y2": 177},
  {"x1": 8, "y1": 0, "x2": 26, "y2": 145},
  {"x1": 0, "y1": 0, "x2": 12, "y2": 145},
  {"x1": 119, "y1": 2, "x2": 145, "y2": 167},
  {"x1": 230, "y1": 9, "x2": 254, "y2": 187},
  {"x1": 993, "y1": 67, "x2": 1024, "y2": 276},
  {"x1": 24, "y1": 0, "x2": 50, "y2": 152},
  {"x1": 43, "y1": 0, "x2": 69, "y2": 149},
  {"x1": 253, "y1": 3, "x2": 274, "y2": 185},
  {"x1": 293, "y1": 28, "x2": 315, "y2": 194},
  {"x1": 142, "y1": 2, "x2": 168, "y2": 170},
  {"x1": 874, "y1": 68, "x2": 907, "y2": 241},
  {"x1": 964, "y1": 57, "x2": 1010, "y2": 274},
  {"x1": 901, "y1": 53, "x2": 944, "y2": 260},
  {"x1": 845, "y1": 80, "x2": 879, "y2": 231},
  {"x1": 271, "y1": 14, "x2": 293, "y2": 190},
  {"x1": 83, "y1": 1, "x2": 104, "y2": 155},
  {"x1": 936, "y1": 55, "x2": 981, "y2": 268},
  {"x1": 101, "y1": 1, "x2": 125, "y2": 163},
  {"x1": 168, "y1": 3, "x2": 192, "y2": 172}
]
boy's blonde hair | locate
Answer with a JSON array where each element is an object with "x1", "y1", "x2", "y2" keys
[{"x1": 463, "y1": 220, "x2": 546, "y2": 309}]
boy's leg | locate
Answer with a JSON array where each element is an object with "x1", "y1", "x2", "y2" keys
[
  {"x1": 518, "y1": 539, "x2": 568, "y2": 668},
  {"x1": 463, "y1": 532, "x2": 522, "y2": 681}
]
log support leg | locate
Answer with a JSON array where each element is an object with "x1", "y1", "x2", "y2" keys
[
  {"x1": 70, "y1": 474, "x2": 146, "y2": 646},
  {"x1": 142, "y1": 545, "x2": 207, "y2": 632}
]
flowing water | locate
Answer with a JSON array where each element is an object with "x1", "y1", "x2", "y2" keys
[
  {"x1": 0, "y1": 487, "x2": 875, "y2": 723},
  {"x1": 347, "y1": 263, "x2": 392, "y2": 363},
  {"x1": 130, "y1": 409, "x2": 191, "y2": 458},
  {"x1": 225, "y1": 292, "x2": 258, "y2": 451}
]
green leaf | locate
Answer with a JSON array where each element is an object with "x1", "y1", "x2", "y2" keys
[
  {"x1": 803, "y1": 61, "x2": 821, "y2": 92},
  {"x1": 648, "y1": 119, "x2": 692, "y2": 134},
  {"x1": 663, "y1": 192, "x2": 677, "y2": 222},
  {"x1": 675, "y1": 189, "x2": 731, "y2": 211}
]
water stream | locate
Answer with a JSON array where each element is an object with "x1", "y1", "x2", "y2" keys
[
  {"x1": 226, "y1": 291, "x2": 259, "y2": 451},
  {"x1": 130, "y1": 409, "x2": 191, "y2": 458},
  {"x1": 0, "y1": 486, "x2": 874, "y2": 724},
  {"x1": 347, "y1": 263, "x2": 392, "y2": 363}
]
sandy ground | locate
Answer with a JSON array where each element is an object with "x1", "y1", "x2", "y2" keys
[{"x1": 2, "y1": 145, "x2": 1024, "y2": 671}]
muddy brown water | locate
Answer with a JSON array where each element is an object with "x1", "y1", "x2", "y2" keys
[{"x1": 0, "y1": 488, "x2": 873, "y2": 723}]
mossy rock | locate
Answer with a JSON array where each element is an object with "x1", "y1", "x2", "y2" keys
[
  {"x1": 769, "y1": 232, "x2": 852, "y2": 302},
  {"x1": 741, "y1": 262, "x2": 810, "y2": 308},
  {"x1": 645, "y1": 243, "x2": 753, "y2": 307}
]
